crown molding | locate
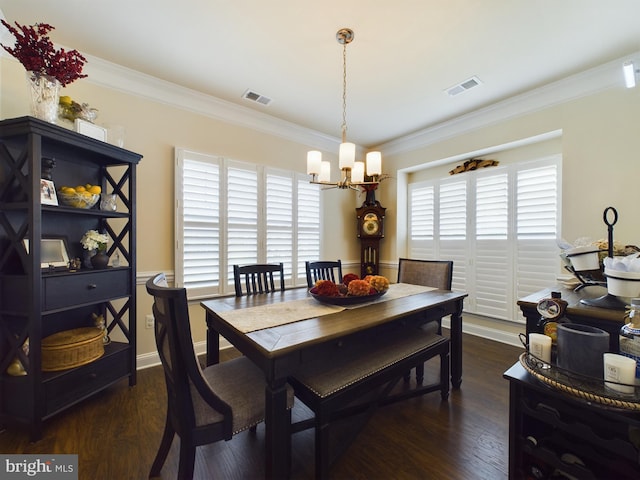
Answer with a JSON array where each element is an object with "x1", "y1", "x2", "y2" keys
[
  {"x1": 82, "y1": 54, "x2": 341, "y2": 152},
  {"x1": 376, "y1": 51, "x2": 638, "y2": 156},
  {"x1": 6, "y1": 43, "x2": 634, "y2": 158}
]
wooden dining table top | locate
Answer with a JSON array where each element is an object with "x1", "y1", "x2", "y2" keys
[{"x1": 201, "y1": 285, "x2": 467, "y2": 359}]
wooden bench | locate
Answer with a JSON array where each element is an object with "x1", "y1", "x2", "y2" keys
[{"x1": 289, "y1": 324, "x2": 450, "y2": 479}]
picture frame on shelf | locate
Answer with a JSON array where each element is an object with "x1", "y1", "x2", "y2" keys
[
  {"x1": 23, "y1": 237, "x2": 70, "y2": 269},
  {"x1": 40, "y1": 179, "x2": 58, "y2": 206}
]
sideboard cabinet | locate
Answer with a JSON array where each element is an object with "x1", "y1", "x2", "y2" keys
[
  {"x1": 504, "y1": 362, "x2": 640, "y2": 479},
  {"x1": 0, "y1": 116, "x2": 142, "y2": 439}
]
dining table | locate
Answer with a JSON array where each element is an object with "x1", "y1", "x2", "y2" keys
[{"x1": 201, "y1": 283, "x2": 467, "y2": 479}]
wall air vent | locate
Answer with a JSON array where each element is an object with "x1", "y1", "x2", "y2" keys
[
  {"x1": 242, "y1": 89, "x2": 273, "y2": 106},
  {"x1": 445, "y1": 76, "x2": 483, "y2": 97}
]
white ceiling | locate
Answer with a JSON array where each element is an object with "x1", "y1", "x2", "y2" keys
[{"x1": 1, "y1": 1, "x2": 639, "y2": 148}]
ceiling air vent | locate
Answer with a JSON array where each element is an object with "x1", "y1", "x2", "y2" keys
[
  {"x1": 242, "y1": 89, "x2": 272, "y2": 106},
  {"x1": 445, "y1": 76, "x2": 482, "y2": 97}
]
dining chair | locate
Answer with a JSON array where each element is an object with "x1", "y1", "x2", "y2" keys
[
  {"x1": 305, "y1": 260, "x2": 343, "y2": 288},
  {"x1": 146, "y1": 273, "x2": 293, "y2": 479},
  {"x1": 397, "y1": 258, "x2": 454, "y2": 382},
  {"x1": 233, "y1": 263, "x2": 285, "y2": 296}
]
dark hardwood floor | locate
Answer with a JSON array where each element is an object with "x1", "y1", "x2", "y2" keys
[{"x1": 0, "y1": 332, "x2": 522, "y2": 479}]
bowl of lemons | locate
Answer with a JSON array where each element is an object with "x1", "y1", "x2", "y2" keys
[{"x1": 58, "y1": 184, "x2": 102, "y2": 209}]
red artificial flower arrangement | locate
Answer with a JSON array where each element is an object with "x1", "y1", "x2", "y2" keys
[
  {"x1": 1, "y1": 20, "x2": 87, "y2": 86},
  {"x1": 311, "y1": 274, "x2": 390, "y2": 297},
  {"x1": 342, "y1": 273, "x2": 359, "y2": 286}
]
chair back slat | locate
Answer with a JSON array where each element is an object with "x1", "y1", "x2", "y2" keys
[
  {"x1": 233, "y1": 263, "x2": 285, "y2": 296},
  {"x1": 397, "y1": 258, "x2": 453, "y2": 290},
  {"x1": 305, "y1": 260, "x2": 343, "y2": 288}
]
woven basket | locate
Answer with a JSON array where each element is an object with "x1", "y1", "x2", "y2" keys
[{"x1": 42, "y1": 327, "x2": 104, "y2": 371}]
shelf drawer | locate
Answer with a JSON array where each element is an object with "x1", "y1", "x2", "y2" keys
[
  {"x1": 43, "y1": 269, "x2": 130, "y2": 311},
  {"x1": 44, "y1": 345, "x2": 131, "y2": 416}
]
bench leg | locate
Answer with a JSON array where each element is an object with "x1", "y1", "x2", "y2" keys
[
  {"x1": 440, "y1": 349, "x2": 450, "y2": 400},
  {"x1": 315, "y1": 418, "x2": 331, "y2": 480},
  {"x1": 404, "y1": 364, "x2": 425, "y2": 383}
]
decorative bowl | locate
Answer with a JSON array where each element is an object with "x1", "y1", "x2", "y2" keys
[
  {"x1": 309, "y1": 287, "x2": 386, "y2": 305},
  {"x1": 566, "y1": 246, "x2": 601, "y2": 272},
  {"x1": 58, "y1": 191, "x2": 100, "y2": 209},
  {"x1": 604, "y1": 268, "x2": 640, "y2": 298}
]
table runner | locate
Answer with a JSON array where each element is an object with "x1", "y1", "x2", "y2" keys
[{"x1": 217, "y1": 283, "x2": 437, "y2": 333}]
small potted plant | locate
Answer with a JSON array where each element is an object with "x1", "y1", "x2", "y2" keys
[{"x1": 81, "y1": 229, "x2": 109, "y2": 269}]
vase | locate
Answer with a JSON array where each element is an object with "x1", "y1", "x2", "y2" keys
[
  {"x1": 556, "y1": 323, "x2": 610, "y2": 378},
  {"x1": 90, "y1": 252, "x2": 109, "y2": 270},
  {"x1": 26, "y1": 71, "x2": 60, "y2": 124}
]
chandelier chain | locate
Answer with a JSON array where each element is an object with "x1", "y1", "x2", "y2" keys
[{"x1": 341, "y1": 41, "x2": 348, "y2": 143}]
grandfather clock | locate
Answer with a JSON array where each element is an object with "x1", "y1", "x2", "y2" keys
[{"x1": 356, "y1": 189, "x2": 385, "y2": 277}]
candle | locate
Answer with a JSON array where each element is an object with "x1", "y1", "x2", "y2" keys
[
  {"x1": 529, "y1": 333, "x2": 552, "y2": 367},
  {"x1": 604, "y1": 353, "x2": 636, "y2": 394}
]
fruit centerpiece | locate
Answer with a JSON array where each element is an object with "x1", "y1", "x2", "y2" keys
[{"x1": 310, "y1": 273, "x2": 390, "y2": 305}]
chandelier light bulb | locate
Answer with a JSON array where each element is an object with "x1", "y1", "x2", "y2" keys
[
  {"x1": 339, "y1": 142, "x2": 356, "y2": 170},
  {"x1": 319, "y1": 161, "x2": 331, "y2": 182},
  {"x1": 366, "y1": 151, "x2": 382, "y2": 176},
  {"x1": 623, "y1": 60, "x2": 636, "y2": 88},
  {"x1": 307, "y1": 150, "x2": 322, "y2": 175},
  {"x1": 352, "y1": 162, "x2": 365, "y2": 183}
]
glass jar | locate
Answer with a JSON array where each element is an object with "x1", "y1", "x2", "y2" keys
[
  {"x1": 619, "y1": 298, "x2": 640, "y2": 380},
  {"x1": 100, "y1": 193, "x2": 117, "y2": 211}
]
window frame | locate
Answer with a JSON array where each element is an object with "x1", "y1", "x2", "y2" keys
[
  {"x1": 407, "y1": 155, "x2": 561, "y2": 322},
  {"x1": 175, "y1": 148, "x2": 320, "y2": 299}
]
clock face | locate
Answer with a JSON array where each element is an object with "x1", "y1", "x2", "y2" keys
[
  {"x1": 537, "y1": 298, "x2": 562, "y2": 319},
  {"x1": 362, "y1": 212, "x2": 380, "y2": 235}
]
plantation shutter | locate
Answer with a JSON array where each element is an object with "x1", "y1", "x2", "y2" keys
[
  {"x1": 297, "y1": 178, "x2": 321, "y2": 281},
  {"x1": 266, "y1": 169, "x2": 293, "y2": 281},
  {"x1": 408, "y1": 183, "x2": 435, "y2": 259},
  {"x1": 226, "y1": 161, "x2": 258, "y2": 286},
  {"x1": 175, "y1": 151, "x2": 220, "y2": 298},
  {"x1": 475, "y1": 171, "x2": 510, "y2": 318},
  {"x1": 439, "y1": 179, "x2": 468, "y2": 295},
  {"x1": 407, "y1": 155, "x2": 560, "y2": 323},
  {"x1": 516, "y1": 162, "x2": 559, "y2": 299},
  {"x1": 175, "y1": 148, "x2": 321, "y2": 298}
]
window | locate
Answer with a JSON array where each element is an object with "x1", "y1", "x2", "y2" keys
[
  {"x1": 408, "y1": 155, "x2": 561, "y2": 322},
  {"x1": 175, "y1": 149, "x2": 320, "y2": 298}
]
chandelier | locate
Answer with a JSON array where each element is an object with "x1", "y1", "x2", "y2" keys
[{"x1": 306, "y1": 28, "x2": 383, "y2": 190}]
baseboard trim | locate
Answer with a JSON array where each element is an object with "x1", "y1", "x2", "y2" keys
[
  {"x1": 442, "y1": 317, "x2": 523, "y2": 348},
  {"x1": 137, "y1": 339, "x2": 208, "y2": 370}
]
